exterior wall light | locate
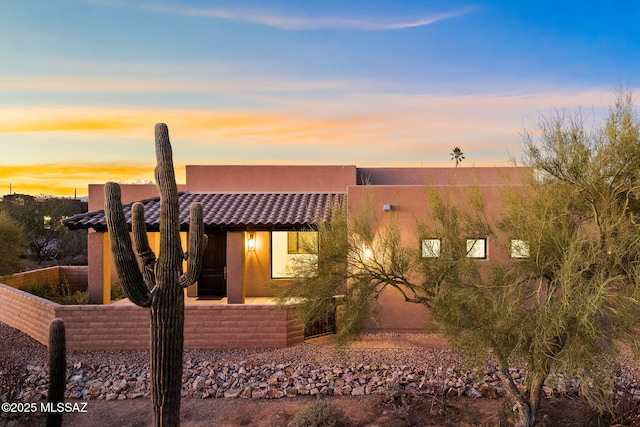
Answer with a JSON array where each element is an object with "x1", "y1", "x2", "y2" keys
[
  {"x1": 363, "y1": 245, "x2": 373, "y2": 261},
  {"x1": 383, "y1": 204, "x2": 392, "y2": 211},
  {"x1": 247, "y1": 232, "x2": 256, "y2": 251}
]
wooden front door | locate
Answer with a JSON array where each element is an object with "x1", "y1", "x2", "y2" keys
[{"x1": 198, "y1": 232, "x2": 227, "y2": 297}]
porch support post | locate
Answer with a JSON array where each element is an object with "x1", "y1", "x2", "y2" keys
[
  {"x1": 87, "y1": 230, "x2": 107, "y2": 304},
  {"x1": 226, "y1": 231, "x2": 244, "y2": 304}
]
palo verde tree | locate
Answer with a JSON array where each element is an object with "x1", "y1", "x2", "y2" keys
[
  {"x1": 483, "y1": 87, "x2": 640, "y2": 426},
  {"x1": 273, "y1": 195, "x2": 423, "y2": 344},
  {"x1": 421, "y1": 180, "x2": 640, "y2": 426},
  {"x1": 105, "y1": 123, "x2": 207, "y2": 427},
  {"x1": 275, "y1": 89, "x2": 640, "y2": 426}
]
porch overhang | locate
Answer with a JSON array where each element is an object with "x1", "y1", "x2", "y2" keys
[{"x1": 63, "y1": 192, "x2": 345, "y2": 232}]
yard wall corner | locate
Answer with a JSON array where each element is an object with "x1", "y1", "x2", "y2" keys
[{"x1": 0, "y1": 283, "x2": 304, "y2": 350}]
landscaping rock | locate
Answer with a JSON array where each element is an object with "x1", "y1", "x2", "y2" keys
[{"x1": 4, "y1": 324, "x2": 640, "y2": 407}]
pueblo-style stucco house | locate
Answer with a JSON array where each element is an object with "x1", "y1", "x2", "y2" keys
[{"x1": 63, "y1": 165, "x2": 532, "y2": 333}]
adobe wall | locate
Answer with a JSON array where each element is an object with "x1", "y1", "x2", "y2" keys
[
  {"x1": 0, "y1": 267, "x2": 59, "y2": 290},
  {"x1": 243, "y1": 231, "x2": 274, "y2": 297},
  {"x1": 346, "y1": 183, "x2": 527, "y2": 332},
  {"x1": 183, "y1": 305, "x2": 302, "y2": 350},
  {"x1": 0, "y1": 284, "x2": 303, "y2": 350},
  {"x1": 365, "y1": 288, "x2": 433, "y2": 333},
  {"x1": 346, "y1": 184, "x2": 520, "y2": 262},
  {"x1": 55, "y1": 304, "x2": 149, "y2": 350},
  {"x1": 87, "y1": 183, "x2": 187, "y2": 211},
  {"x1": 0, "y1": 285, "x2": 56, "y2": 345},
  {"x1": 59, "y1": 267, "x2": 88, "y2": 291},
  {"x1": 185, "y1": 165, "x2": 356, "y2": 193},
  {"x1": 0, "y1": 266, "x2": 88, "y2": 292},
  {"x1": 357, "y1": 166, "x2": 533, "y2": 186}
]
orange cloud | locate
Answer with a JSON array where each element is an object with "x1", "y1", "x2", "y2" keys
[
  {"x1": 1, "y1": 119, "x2": 137, "y2": 133},
  {"x1": 0, "y1": 163, "x2": 159, "y2": 197},
  {"x1": 0, "y1": 105, "x2": 384, "y2": 147},
  {"x1": 0, "y1": 106, "x2": 148, "y2": 135}
]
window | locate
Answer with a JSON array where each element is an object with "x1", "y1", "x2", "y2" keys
[
  {"x1": 421, "y1": 239, "x2": 441, "y2": 258},
  {"x1": 287, "y1": 231, "x2": 318, "y2": 254},
  {"x1": 466, "y1": 238, "x2": 487, "y2": 259},
  {"x1": 272, "y1": 231, "x2": 318, "y2": 278},
  {"x1": 510, "y1": 239, "x2": 530, "y2": 258}
]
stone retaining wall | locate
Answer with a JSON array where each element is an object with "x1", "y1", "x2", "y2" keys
[
  {"x1": 0, "y1": 284, "x2": 303, "y2": 350},
  {"x1": 0, "y1": 266, "x2": 88, "y2": 292}
]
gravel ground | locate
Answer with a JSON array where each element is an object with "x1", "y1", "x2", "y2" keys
[
  {"x1": 1, "y1": 322, "x2": 470, "y2": 399},
  {"x1": 2, "y1": 320, "x2": 640, "y2": 404},
  {"x1": 0, "y1": 320, "x2": 464, "y2": 373}
]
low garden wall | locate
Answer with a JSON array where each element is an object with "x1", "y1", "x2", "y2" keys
[
  {"x1": 0, "y1": 266, "x2": 88, "y2": 292},
  {"x1": 0, "y1": 284, "x2": 304, "y2": 350}
]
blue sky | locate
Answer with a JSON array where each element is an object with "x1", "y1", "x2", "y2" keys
[{"x1": 1, "y1": 0, "x2": 638, "y2": 196}]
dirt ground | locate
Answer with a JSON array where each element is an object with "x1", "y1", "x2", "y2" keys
[{"x1": 3, "y1": 393, "x2": 602, "y2": 427}]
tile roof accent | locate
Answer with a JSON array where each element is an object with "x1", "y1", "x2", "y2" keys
[{"x1": 62, "y1": 192, "x2": 344, "y2": 231}]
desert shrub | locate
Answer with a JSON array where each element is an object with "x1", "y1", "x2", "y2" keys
[
  {"x1": 19, "y1": 281, "x2": 55, "y2": 299},
  {"x1": 382, "y1": 383, "x2": 420, "y2": 425},
  {"x1": 0, "y1": 211, "x2": 26, "y2": 275},
  {"x1": 608, "y1": 386, "x2": 640, "y2": 426},
  {"x1": 19, "y1": 281, "x2": 88, "y2": 305},
  {"x1": 289, "y1": 400, "x2": 347, "y2": 427},
  {"x1": 110, "y1": 282, "x2": 126, "y2": 301},
  {"x1": 0, "y1": 356, "x2": 27, "y2": 402},
  {"x1": 54, "y1": 290, "x2": 89, "y2": 305},
  {"x1": 0, "y1": 356, "x2": 29, "y2": 422}
]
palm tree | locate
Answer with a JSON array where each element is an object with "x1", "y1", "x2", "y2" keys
[{"x1": 450, "y1": 147, "x2": 465, "y2": 167}]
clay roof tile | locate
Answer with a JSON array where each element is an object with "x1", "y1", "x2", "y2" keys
[{"x1": 62, "y1": 192, "x2": 344, "y2": 231}]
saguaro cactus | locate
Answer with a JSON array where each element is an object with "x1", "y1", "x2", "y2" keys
[
  {"x1": 46, "y1": 318, "x2": 66, "y2": 427},
  {"x1": 105, "y1": 123, "x2": 207, "y2": 427}
]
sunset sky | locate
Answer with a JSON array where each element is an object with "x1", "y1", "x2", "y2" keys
[{"x1": 1, "y1": 1, "x2": 639, "y2": 197}]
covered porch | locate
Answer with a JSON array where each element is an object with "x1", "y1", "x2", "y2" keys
[{"x1": 63, "y1": 192, "x2": 344, "y2": 306}]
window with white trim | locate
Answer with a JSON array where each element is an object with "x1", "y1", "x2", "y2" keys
[
  {"x1": 421, "y1": 239, "x2": 441, "y2": 258},
  {"x1": 271, "y1": 231, "x2": 318, "y2": 278},
  {"x1": 466, "y1": 238, "x2": 487, "y2": 259}
]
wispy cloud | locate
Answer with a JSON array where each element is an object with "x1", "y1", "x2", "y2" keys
[
  {"x1": 93, "y1": 0, "x2": 475, "y2": 31},
  {"x1": 0, "y1": 76, "x2": 354, "y2": 94}
]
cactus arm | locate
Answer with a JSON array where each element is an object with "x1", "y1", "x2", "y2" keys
[
  {"x1": 179, "y1": 203, "x2": 208, "y2": 288},
  {"x1": 104, "y1": 182, "x2": 152, "y2": 307},
  {"x1": 132, "y1": 202, "x2": 157, "y2": 290},
  {"x1": 154, "y1": 123, "x2": 183, "y2": 278}
]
